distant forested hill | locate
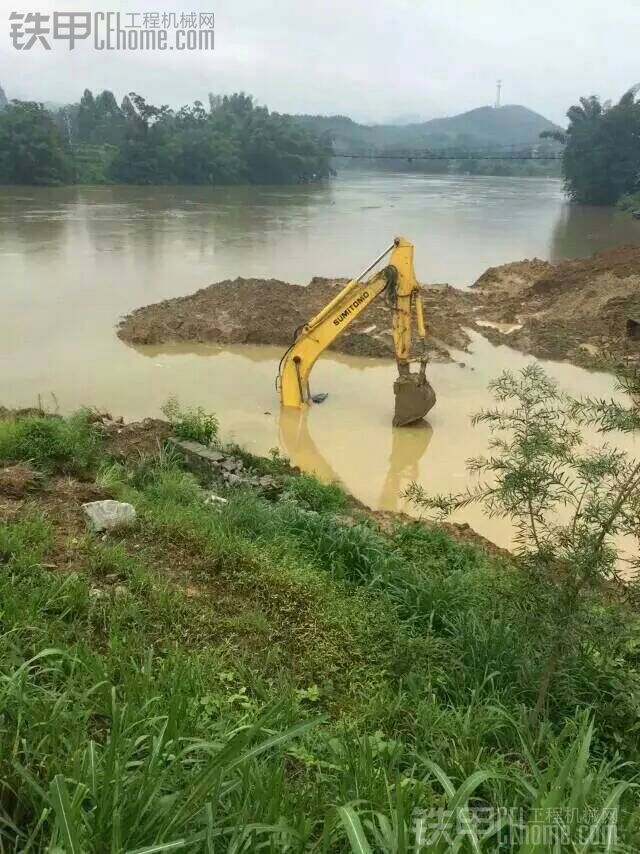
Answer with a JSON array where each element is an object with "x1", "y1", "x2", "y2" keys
[{"x1": 291, "y1": 105, "x2": 564, "y2": 154}]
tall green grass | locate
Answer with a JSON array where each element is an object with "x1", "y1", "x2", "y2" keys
[
  {"x1": 1, "y1": 414, "x2": 639, "y2": 849},
  {"x1": 0, "y1": 410, "x2": 102, "y2": 476},
  {"x1": 282, "y1": 473, "x2": 347, "y2": 514},
  {"x1": 122, "y1": 466, "x2": 640, "y2": 746},
  {"x1": 334, "y1": 715, "x2": 634, "y2": 852}
]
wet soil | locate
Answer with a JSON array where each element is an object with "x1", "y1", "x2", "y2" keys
[
  {"x1": 470, "y1": 245, "x2": 640, "y2": 365},
  {"x1": 0, "y1": 464, "x2": 44, "y2": 499},
  {"x1": 118, "y1": 276, "x2": 474, "y2": 363},
  {"x1": 117, "y1": 245, "x2": 640, "y2": 369},
  {"x1": 97, "y1": 415, "x2": 173, "y2": 460}
]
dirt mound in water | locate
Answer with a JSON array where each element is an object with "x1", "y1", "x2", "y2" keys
[
  {"x1": 118, "y1": 276, "x2": 477, "y2": 362},
  {"x1": 470, "y1": 245, "x2": 640, "y2": 364},
  {"x1": 530, "y1": 245, "x2": 640, "y2": 295},
  {"x1": 117, "y1": 245, "x2": 640, "y2": 369}
]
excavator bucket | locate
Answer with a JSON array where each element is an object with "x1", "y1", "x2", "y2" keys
[{"x1": 393, "y1": 371, "x2": 436, "y2": 427}]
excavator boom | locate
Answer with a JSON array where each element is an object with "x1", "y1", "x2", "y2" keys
[{"x1": 277, "y1": 237, "x2": 436, "y2": 426}]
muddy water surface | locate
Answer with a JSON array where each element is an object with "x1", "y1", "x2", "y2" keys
[
  {"x1": 118, "y1": 335, "x2": 638, "y2": 549},
  {"x1": 2, "y1": 176, "x2": 640, "y2": 547}
]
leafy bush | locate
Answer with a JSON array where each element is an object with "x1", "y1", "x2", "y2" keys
[
  {"x1": 161, "y1": 395, "x2": 218, "y2": 445},
  {"x1": 407, "y1": 363, "x2": 640, "y2": 725},
  {"x1": 617, "y1": 191, "x2": 640, "y2": 213}
]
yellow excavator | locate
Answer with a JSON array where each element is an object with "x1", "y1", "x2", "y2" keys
[{"x1": 277, "y1": 237, "x2": 436, "y2": 426}]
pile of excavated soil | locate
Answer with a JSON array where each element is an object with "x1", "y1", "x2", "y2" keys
[
  {"x1": 118, "y1": 276, "x2": 477, "y2": 362},
  {"x1": 88, "y1": 413, "x2": 173, "y2": 460},
  {"x1": 117, "y1": 245, "x2": 640, "y2": 369},
  {"x1": 471, "y1": 245, "x2": 640, "y2": 363}
]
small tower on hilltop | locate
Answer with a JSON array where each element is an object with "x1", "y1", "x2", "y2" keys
[{"x1": 495, "y1": 79, "x2": 502, "y2": 109}]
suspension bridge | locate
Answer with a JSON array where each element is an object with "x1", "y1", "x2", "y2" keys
[{"x1": 332, "y1": 147, "x2": 562, "y2": 162}]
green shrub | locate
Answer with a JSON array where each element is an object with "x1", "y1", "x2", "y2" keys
[
  {"x1": 278, "y1": 504, "x2": 397, "y2": 584},
  {"x1": 407, "y1": 364, "x2": 640, "y2": 727},
  {"x1": 161, "y1": 395, "x2": 218, "y2": 445},
  {"x1": 617, "y1": 190, "x2": 640, "y2": 212}
]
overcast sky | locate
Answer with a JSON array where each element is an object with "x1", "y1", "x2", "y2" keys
[{"x1": 0, "y1": 0, "x2": 638, "y2": 126}]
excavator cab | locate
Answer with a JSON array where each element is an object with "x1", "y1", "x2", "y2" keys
[{"x1": 277, "y1": 238, "x2": 436, "y2": 426}]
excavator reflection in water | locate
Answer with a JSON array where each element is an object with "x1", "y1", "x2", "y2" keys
[
  {"x1": 279, "y1": 407, "x2": 433, "y2": 513},
  {"x1": 379, "y1": 420, "x2": 433, "y2": 512},
  {"x1": 277, "y1": 237, "x2": 436, "y2": 427}
]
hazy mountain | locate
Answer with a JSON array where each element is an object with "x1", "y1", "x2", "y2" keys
[
  {"x1": 292, "y1": 104, "x2": 564, "y2": 154},
  {"x1": 376, "y1": 112, "x2": 426, "y2": 126},
  {"x1": 417, "y1": 105, "x2": 563, "y2": 147},
  {"x1": 0, "y1": 85, "x2": 8, "y2": 109}
]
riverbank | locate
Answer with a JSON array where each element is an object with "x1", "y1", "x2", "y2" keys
[
  {"x1": 1, "y1": 404, "x2": 639, "y2": 848},
  {"x1": 118, "y1": 244, "x2": 640, "y2": 369}
]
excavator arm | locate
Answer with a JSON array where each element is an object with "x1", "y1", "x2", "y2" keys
[{"x1": 277, "y1": 237, "x2": 436, "y2": 426}]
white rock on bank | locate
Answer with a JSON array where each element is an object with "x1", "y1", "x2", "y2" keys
[
  {"x1": 82, "y1": 500, "x2": 137, "y2": 533},
  {"x1": 204, "y1": 493, "x2": 228, "y2": 506}
]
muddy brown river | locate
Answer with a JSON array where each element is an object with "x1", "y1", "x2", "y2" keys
[{"x1": 2, "y1": 174, "x2": 640, "y2": 547}]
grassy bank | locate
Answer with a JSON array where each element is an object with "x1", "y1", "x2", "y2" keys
[{"x1": 0, "y1": 408, "x2": 638, "y2": 851}]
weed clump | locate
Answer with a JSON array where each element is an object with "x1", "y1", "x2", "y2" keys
[
  {"x1": 0, "y1": 410, "x2": 101, "y2": 475},
  {"x1": 0, "y1": 511, "x2": 53, "y2": 570},
  {"x1": 161, "y1": 395, "x2": 218, "y2": 445},
  {"x1": 282, "y1": 472, "x2": 347, "y2": 513}
]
